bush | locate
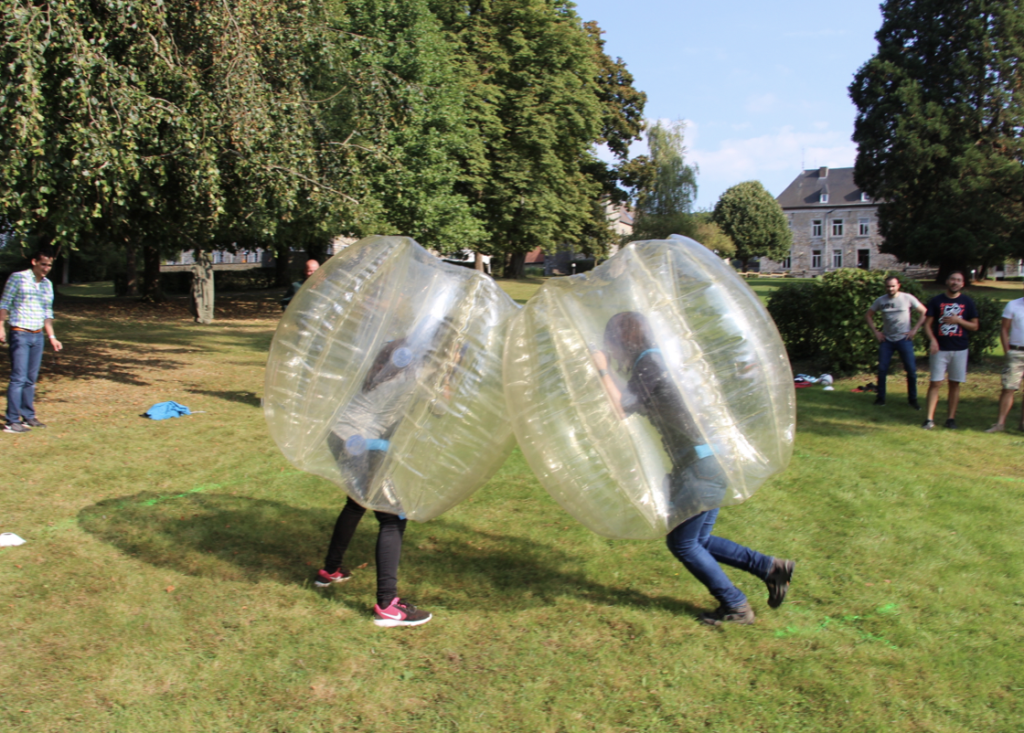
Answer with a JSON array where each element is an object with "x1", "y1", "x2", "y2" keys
[
  {"x1": 765, "y1": 283, "x2": 818, "y2": 361},
  {"x1": 972, "y1": 295, "x2": 1004, "y2": 358},
  {"x1": 767, "y1": 269, "x2": 931, "y2": 373}
]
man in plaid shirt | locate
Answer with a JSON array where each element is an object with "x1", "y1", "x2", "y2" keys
[{"x1": 0, "y1": 247, "x2": 63, "y2": 433}]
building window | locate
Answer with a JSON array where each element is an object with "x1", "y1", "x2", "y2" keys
[
  {"x1": 833, "y1": 249, "x2": 843, "y2": 268},
  {"x1": 819, "y1": 193, "x2": 829, "y2": 203},
  {"x1": 861, "y1": 192, "x2": 870, "y2": 202},
  {"x1": 782, "y1": 255, "x2": 792, "y2": 269},
  {"x1": 859, "y1": 219, "x2": 870, "y2": 236},
  {"x1": 812, "y1": 250, "x2": 822, "y2": 269},
  {"x1": 832, "y1": 219, "x2": 844, "y2": 237},
  {"x1": 812, "y1": 220, "x2": 822, "y2": 237}
]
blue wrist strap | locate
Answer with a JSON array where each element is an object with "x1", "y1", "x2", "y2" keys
[
  {"x1": 366, "y1": 439, "x2": 390, "y2": 452},
  {"x1": 634, "y1": 348, "x2": 661, "y2": 370},
  {"x1": 694, "y1": 444, "x2": 713, "y2": 459}
]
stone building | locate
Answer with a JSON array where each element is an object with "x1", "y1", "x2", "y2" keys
[{"x1": 764, "y1": 166, "x2": 902, "y2": 276}]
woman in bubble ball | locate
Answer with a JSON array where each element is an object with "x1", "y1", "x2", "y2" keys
[
  {"x1": 316, "y1": 335, "x2": 433, "y2": 628},
  {"x1": 591, "y1": 311, "x2": 794, "y2": 626}
]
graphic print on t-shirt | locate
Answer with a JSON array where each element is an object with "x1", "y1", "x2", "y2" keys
[{"x1": 940, "y1": 302, "x2": 965, "y2": 337}]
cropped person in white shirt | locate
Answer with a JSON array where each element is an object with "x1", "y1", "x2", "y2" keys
[{"x1": 985, "y1": 284, "x2": 1024, "y2": 433}]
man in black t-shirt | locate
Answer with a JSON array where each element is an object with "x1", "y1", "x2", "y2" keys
[{"x1": 922, "y1": 271, "x2": 979, "y2": 430}]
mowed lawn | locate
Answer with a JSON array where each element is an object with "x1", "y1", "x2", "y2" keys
[{"x1": 0, "y1": 282, "x2": 1022, "y2": 733}]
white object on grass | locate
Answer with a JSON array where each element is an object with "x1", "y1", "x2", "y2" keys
[{"x1": 0, "y1": 533, "x2": 26, "y2": 547}]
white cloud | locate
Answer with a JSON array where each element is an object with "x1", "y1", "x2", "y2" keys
[
  {"x1": 595, "y1": 120, "x2": 857, "y2": 208},
  {"x1": 689, "y1": 126, "x2": 855, "y2": 181}
]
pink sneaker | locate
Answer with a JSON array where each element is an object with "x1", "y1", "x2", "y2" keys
[
  {"x1": 314, "y1": 568, "x2": 352, "y2": 587},
  {"x1": 373, "y1": 598, "x2": 432, "y2": 627}
]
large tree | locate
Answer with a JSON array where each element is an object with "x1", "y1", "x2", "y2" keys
[
  {"x1": 429, "y1": 0, "x2": 645, "y2": 277},
  {"x1": 623, "y1": 121, "x2": 698, "y2": 241},
  {"x1": 1, "y1": 0, "x2": 368, "y2": 307},
  {"x1": 849, "y1": 1, "x2": 1024, "y2": 280},
  {"x1": 712, "y1": 181, "x2": 791, "y2": 271}
]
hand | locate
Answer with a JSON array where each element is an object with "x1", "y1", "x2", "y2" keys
[
  {"x1": 591, "y1": 349, "x2": 609, "y2": 372},
  {"x1": 874, "y1": 332, "x2": 885, "y2": 343},
  {"x1": 939, "y1": 315, "x2": 961, "y2": 326},
  {"x1": 49, "y1": 336, "x2": 62, "y2": 352},
  {"x1": 0, "y1": 329, "x2": 5, "y2": 344}
]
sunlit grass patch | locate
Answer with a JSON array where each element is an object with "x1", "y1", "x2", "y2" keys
[{"x1": 0, "y1": 293, "x2": 1022, "y2": 732}]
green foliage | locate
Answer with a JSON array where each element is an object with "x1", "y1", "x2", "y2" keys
[
  {"x1": 430, "y1": 1, "x2": 645, "y2": 272},
  {"x1": 849, "y1": 1, "x2": 1024, "y2": 278},
  {"x1": 692, "y1": 219, "x2": 736, "y2": 258},
  {"x1": 712, "y1": 181, "x2": 791, "y2": 270},
  {"x1": 814, "y1": 269, "x2": 900, "y2": 372},
  {"x1": 972, "y1": 295, "x2": 1005, "y2": 359},
  {"x1": 765, "y1": 283, "x2": 818, "y2": 361},
  {"x1": 626, "y1": 121, "x2": 698, "y2": 242},
  {"x1": 769, "y1": 269, "x2": 934, "y2": 373},
  {"x1": 332, "y1": 0, "x2": 487, "y2": 255}
]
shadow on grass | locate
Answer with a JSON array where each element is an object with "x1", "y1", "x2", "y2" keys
[
  {"x1": 77, "y1": 490, "x2": 698, "y2": 616},
  {"x1": 186, "y1": 388, "x2": 262, "y2": 407},
  {"x1": 28, "y1": 340, "x2": 187, "y2": 386}
]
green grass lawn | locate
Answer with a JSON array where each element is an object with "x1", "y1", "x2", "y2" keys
[{"x1": 1, "y1": 289, "x2": 1021, "y2": 732}]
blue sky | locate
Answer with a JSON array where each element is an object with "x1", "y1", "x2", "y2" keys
[{"x1": 574, "y1": 0, "x2": 885, "y2": 210}]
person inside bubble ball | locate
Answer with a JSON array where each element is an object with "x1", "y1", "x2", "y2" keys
[
  {"x1": 591, "y1": 311, "x2": 794, "y2": 626},
  {"x1": 316, "y1": 336, "x2": 433, "y2": 628},
  {"x1": 315, "y1": 317, "x2": 464, "y2": 627}
]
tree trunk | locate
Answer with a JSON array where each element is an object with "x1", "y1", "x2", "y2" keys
[
  {"x1": 62, "y1": 248, "x2": 70, "y2": 285},
  {"x1": 141, "y1": 243, "x2": 163, "y2": 301},
  {"x1": 275, "y1": 241, "x2": 291, "y2": 287},
  {"x1": 474, "y1": 252, "x2": 485, "y2": 272},
  {"x1": 190, "y1": 250, "x2": 215, "y2": 324},
  {"x1": 504, "y1": 251, "x2": 526, "y2": 279},
  {"x1": 124, "y1": 243, "x2": 139, "y2": 296}
]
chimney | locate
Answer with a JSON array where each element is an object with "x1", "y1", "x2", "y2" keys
[{"x1": 819, "y1": 166, "x2": 828, "y2": 179}]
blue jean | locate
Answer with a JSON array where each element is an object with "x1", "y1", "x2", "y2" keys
[
  {"x1": 666, "y1": 509, "x2": 773, "y2": 609},
  {"x1": 6, "y1": 330, "x2": 44, "y2": 423},
  {"x1": 877, "y1": 338, "x2": 918, "y2": 402}
]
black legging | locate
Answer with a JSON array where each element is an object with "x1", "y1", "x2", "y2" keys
[{"x1": 322, "y1": 497, "x2": 406, "y2": 607}]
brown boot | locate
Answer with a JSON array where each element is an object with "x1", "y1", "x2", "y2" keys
[{"x1": 700, "y1": 602, "x2": 756, "y2": 626}]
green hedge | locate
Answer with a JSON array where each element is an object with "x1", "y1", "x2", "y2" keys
[{"x1": 765, "y1": 269, "x2": 996, "y2": 373}]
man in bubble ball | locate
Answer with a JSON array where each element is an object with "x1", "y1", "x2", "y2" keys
[
  {"x1": 591, "y1": 311, "x2": 794, "y2": 626},
  {"x1": 315, "y1": 336, "x2": 432, "y2": 627}
]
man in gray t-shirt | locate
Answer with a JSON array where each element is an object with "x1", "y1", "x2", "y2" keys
[{"x1": 865, "y1": 275, "x2": 927, "y2": 408}]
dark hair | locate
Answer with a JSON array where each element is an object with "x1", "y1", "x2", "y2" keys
[
  {"x1": 363, "y1": 338, "x2": 411, "y2": 392},
  {"x1": 603, "y1": 312, "x2": 655, "y2": 372},
  {"x1": 32, "y1": 245, "x2": 56, "y2": 262},
  {"x1": 946, "y1": 270, "x2": 966, "y2": 282},
  {"x1": 884, "y1": 275, "x2": 900, "y2": 284}
]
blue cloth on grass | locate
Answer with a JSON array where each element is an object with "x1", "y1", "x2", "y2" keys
[{"x1": 145, "y1": 401, "x2": 192, "y2": 420}]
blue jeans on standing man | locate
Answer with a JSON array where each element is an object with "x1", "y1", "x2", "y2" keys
[
  {"x1": 877, "y1": 337, "x2": 917, "y2": 403},
  {"x1": 666, "y1": 508, "x2": 773, "y2": 610},
  {"x1": 6, "y1": 329, "x2": 45, "y2": 424}
]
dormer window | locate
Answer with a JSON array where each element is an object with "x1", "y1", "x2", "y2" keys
[
  {"x1": 819, "y1": 192, "x2": 829, "y2": 203},
  {"x1": 860, "y1": 192, "x2": 870, "y2": 202}
]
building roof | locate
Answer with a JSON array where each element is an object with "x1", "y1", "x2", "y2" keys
[{"x1": 776, "y1": 167, "x2": 875, "y2": 209}]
